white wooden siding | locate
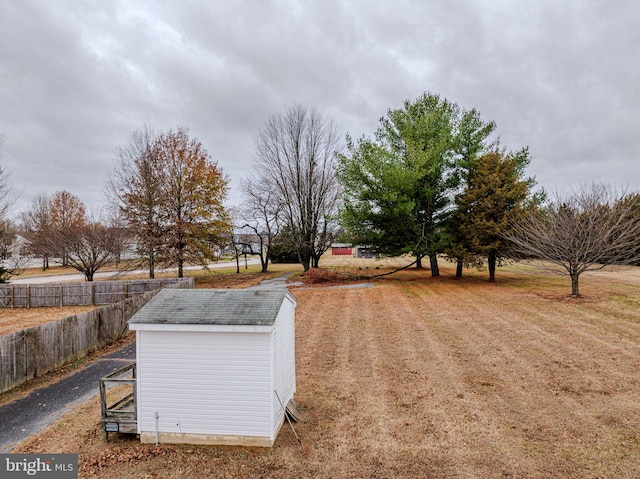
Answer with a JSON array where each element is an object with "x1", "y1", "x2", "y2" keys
[
  {"x1": 137, "y1": 330, "x2": 272, "y2": 438},
  {"x1": 272, "y1": 299, "x2": 296, "y2": 432}
]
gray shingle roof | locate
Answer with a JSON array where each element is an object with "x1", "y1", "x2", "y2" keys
[{"x1": 128, "y1": 289, "x2": 296, "y2": 326}]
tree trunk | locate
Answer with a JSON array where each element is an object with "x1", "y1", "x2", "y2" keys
[
  {"x1": 456, "y1": 260, "x2": 463, "y2": 278},
  {"x1": 299, "y1": 249, "x2": 311, "y2": 272},
  {"x1": 299, "y1": 246, "x2": 312, "y2": 272},
  {"x1": 177, "y1": 238, "x2": 185, "y2": 278},
  {"x1": 429, "y1": 254, "x2": 440, "y2": 277},
  {"x1": 416, "y1": 255, "x2": 423, "y2": 269},
  {"x1": 570, "y1": 273, "x2": 580, "y2": 297},
  {"x1": 488, "y1": 251, "x2": 496, "y2": 282},
  {"x1": 148, "y1": 251, "x2": 155, "y2": 279}
]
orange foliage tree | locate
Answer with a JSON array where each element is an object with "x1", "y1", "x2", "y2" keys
[
  {"x1": 154, "y1": 128, "x2": 229, "y2": 277},
  {"x1": 110, "y1": 127, "x2": 230, "y2": 278}
]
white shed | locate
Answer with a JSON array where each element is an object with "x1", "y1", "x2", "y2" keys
[{"x1": 128, "y1": 288, "x2": 297, "y2": 447}]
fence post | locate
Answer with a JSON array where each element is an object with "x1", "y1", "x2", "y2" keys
[
  {"x1": 27, "y1": 285, "x2": 30, "y2": 308},
  {"x1": 11, "y1": 285, "x2": 14, "y2": 308},
  {"x1": 91, "y1": 283, "x2": 95, "y2": 305},
  {"x1": 60, "y1": 285, "x2": 63, "y2": 307}
]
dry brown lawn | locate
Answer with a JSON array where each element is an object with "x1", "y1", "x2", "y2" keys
[
  {"x1": 0, "y1": 306, "x2": 97, "y2": 336},
  {"x1": 11, "y1": 262, "x2": 640, "y2": 478}
]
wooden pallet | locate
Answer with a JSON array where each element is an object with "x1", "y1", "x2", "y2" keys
[{"x1": 99, "y1": 363, "x2": 137, "y2": 440}]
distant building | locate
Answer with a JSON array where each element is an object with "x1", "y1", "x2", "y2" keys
[
  {"x1": 1, "y1": 234, "x2": 27, "y2": 261},
  {"x1": 354, "y1": 245, "x2": 376, "y2": 258},
  {"x1": 331, "y1": 243, "x2": 353, "y2": 255}
]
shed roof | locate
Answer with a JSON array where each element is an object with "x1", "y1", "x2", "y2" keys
[{"x1": 128, "y1": 289, "x2": 296, "y2": 326}]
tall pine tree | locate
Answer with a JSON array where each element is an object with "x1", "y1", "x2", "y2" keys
[
  {"x1": 338, "y1": 93, "x2": 495, "y2": 275},
  {"x1": 454, "y1": 150, "x2": 532, "y2": 281}
]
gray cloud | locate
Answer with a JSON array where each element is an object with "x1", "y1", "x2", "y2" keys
[{"x1": 1, "y1": 0, "x2": 638, "y2": 215}]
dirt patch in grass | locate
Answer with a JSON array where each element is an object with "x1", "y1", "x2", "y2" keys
[
  {"x1": 299, "y1": 267, "x2": 353, "y2": 284},
  {"x1": 13, "y1": 263, "x2": 640, "y2": 478},
  {"x1": 194, "y1": 271, "x2": 277, "y2": 289}
]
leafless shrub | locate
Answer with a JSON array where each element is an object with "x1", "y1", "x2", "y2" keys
[{"x1": 506, "y1": 183, "x2": 640, "y2": 296}]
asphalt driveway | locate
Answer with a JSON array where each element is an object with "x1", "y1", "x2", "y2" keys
[{"x1": 0, "y1": 342, "x2": 135, "y2": 452}]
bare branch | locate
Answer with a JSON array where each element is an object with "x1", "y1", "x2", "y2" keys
[
  {"x1": 0, "y1": 133, "x2": 18, "y2": 221},
  {"x1": 238, "y1": 176, "x2": 284, "y2": 272}
]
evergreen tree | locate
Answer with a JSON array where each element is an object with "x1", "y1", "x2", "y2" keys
[
  {"x1": 454, "y1": 150, "x2": 533, "y2": 281},
  {"x1": 338, "y1": 93, "x2": 495, "y2": 276}
]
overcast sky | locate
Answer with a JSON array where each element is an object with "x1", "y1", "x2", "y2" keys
[{"x1": 1, "y1": 0, "x2": 638, "y2": 215}]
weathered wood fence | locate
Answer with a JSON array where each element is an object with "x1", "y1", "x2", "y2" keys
[
  {"x1": 0, "y1": 278, "x2": 193, "y2": 308},
  {"x1": 0, "y1": 278, "x2": 194, "y2": 393}
]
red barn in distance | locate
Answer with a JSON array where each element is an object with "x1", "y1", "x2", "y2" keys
[{"x1": 331, "y1": 243, "x2": 353, "y2": 255}]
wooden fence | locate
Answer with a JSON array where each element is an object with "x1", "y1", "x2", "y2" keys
[
  {"x1": 0, "y1": 278, "x2": 193, "y2": 308},
  {"x1": 0, "y1": 278, "x2": 194, "y2": 393}
]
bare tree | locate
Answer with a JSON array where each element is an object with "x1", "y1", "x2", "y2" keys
[
  {"x1": 49, "y1": 190, "x2": 87, "y2": 266},
  {"x1": 0, "y1": 219, "x2": 19, "y2": 282},
  {"x1": 64, "y1": 214, "x2": 117, "y2": 281},
  {"x1": 251, "y1": 105, "x2": 341, "y2": 271},
  {"x1": 0, "y1": 136, "x2": 18, "y2": 280},
  {"x1": 220, "y1": 210, "x2": 244, "y2": 274},
  {"x1": 506, "y1": 183, "x2": 640, "y2": 297},
  {"x1": 20, "y1": 193, "x2": 53, "y2": 270},
  {"x1": 104, "y1": 204, "x2": 134, "y2": 267},
  {"x1": 0, "y1": 134, "x2": 16, "y2": 221},
  {"x1": 20, "y1": 193, "x2": 114, "y2": 281},
  {"x1": 238, "y1": 176, "x2": 283, "y2": 272},
  {"x1": 108, "y1": 126, "x2": 165, "y2": 278}
]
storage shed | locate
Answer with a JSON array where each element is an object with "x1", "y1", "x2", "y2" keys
[{"x1": 128, "y1": 288, "x2": 297, "y2": 447}]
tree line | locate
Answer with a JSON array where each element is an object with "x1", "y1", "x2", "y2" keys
[
  {"x1": 235, "y1": 94, "x2": 639, "y2": 296},
  {"x1": 0, "y1": 128, "x2": 229, "y2": 281},
  {"x1": 1, "y1": 94, "x2": 639, "y2": 295}
]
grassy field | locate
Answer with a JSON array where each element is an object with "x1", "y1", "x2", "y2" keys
[{"x1": 10, "y1": 259, "x2": 640, "y2": 478}]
